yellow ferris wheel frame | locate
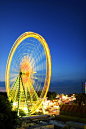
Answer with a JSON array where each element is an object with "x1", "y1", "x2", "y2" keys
[{"x1": 5, "y1": 32, "x2": 52, "y2": 114}]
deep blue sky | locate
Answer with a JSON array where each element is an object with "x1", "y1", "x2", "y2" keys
[{"x1": 0, "y1": 0, "x2": 86, "y2": 93}]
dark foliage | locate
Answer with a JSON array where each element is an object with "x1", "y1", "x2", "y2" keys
[
  {"x1": 74, "y1": 94, "x2": 86, "y2": 105},
  {"x1": 0, "y1": 95, "x2": 21, "y2": 129},
  {"x1": 47, "y1": 91, "x2": 57, "y2": 100},
  {"x1": 0, "y1": 92, "x2": 7, "y2": 98}
]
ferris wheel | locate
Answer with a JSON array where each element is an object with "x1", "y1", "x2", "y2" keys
[{"x1": 5, "y1": 32, "x2": 51, "y2": 116}]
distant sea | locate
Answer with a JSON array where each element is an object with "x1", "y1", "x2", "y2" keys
[
  {"x1": 0, "y1": 81, "x2": 85, "y2": 94},
  {"x1": 49, "y1": 81, "x2": 85, "y2": 94}
]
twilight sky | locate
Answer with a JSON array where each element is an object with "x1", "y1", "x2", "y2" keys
[{"x1": 0, "y1": 0, "x2": 86, "y2": 93}]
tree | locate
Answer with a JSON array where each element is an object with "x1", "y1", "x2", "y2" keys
[
  {"x1": 47, "y1": 91, "x2": 52, "y2": 99},
  {"x1": 0, "y1": 92, "x2": 7, "y2": 98},
  {"x1": 0, "y1": 95, "x2": 21, "y2": 129},
  {"x1": 52, "y1": 92, "x2": 57, "y2": 98},
  {"x1": 47, "y1": 91, "x2": 57, "y2": 100},
  {"x1": 50, "y1": 94, "x2": 53, "y2": 100}
]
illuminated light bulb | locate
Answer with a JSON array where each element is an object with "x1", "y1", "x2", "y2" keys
[
  {"x1": 24, "y1": 107, "x2": 28, "y2": 113},
  {"x1": 37, "y1": 109, "x2": 39, "y2": 112},
  {"x1": 13, "y1": 102, "x2": 16, "y2": 106}
]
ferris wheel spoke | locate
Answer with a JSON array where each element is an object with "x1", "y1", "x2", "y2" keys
[
  {"x1": 33, "y1": 73, "x2": 46, "y2": 76},
  {"x1": 34, "y1": 81, "x2": 42, "y2": 92},
  {"x1": 11, "y1": 58, "x2": 20, "y2": 67},
  {"x1": 30, "y1": 40, "x2": 41, "y2": 55},
  {"x1": 34, "y1": 55, "x2": 46, "y2": 67},
  {"x1": 33, "y1": 72, "x2": 45, "y2": 83},
  {"x1": 13, "y1": 52, "x2": 21, "y2": 62},
  {"x1": 34, "y1": 65, "x2": 44, "y2": 72},
  {"x1": 13, "y1": 50, "x2": 29, "y2": 65},
  {"x1": 9, "y1": 73, "x2": 19, "y2": 78},
  {"x1": 31, "y1": 77, "x2": 38, "y2": 80},
  {"x1": 9, "y1": 77, "x2": 19, "y2": 84},
  {"x1": 33, "y1": 55, "x2": 46, "y2": 71},
  {"x1": 29, "y1": 42, "x2": 42, "y2": 66},
  {"x1": 10, "y1": 72, "x2": 19, "y2": 76},
  {"x1": 20, "y1": 77, "x2": 29, "y2": 112},
  {"x1": 14, "y1": 43, "x2": 33, "y2": 59},
  {"x1": 32, "y1": 52, "x2": 42, "y2": 66},
  {"x1": 29, "y1": 58, "x2": 34, "y2": 67},
  {"x1": 11, "y1": 62, "x2": 20, "y2": 72},
  {"x1": 11, "y1": 60, "x2": 20, "y2": 69},
  {"x1": 9, "y1": 73, "x2": 19, "y2": 79}
]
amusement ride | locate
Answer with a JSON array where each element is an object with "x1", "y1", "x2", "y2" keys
[{"x1": 5, "y1": 32, "x2": 51, "y2": 116}]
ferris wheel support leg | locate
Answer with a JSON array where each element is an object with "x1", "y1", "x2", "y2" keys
[
  {"x1": 13, "y1": 83, "x2": 19, "y2": 102},
  {"x1": 8, "y1": 76, "x2": 19, "y2": 101},
  {"x1": 41, "y1": 104, "x2": 45, "y2": 114},
  {"x1": 17, "y1": 76, "x2": 20, "y2": 116},
  {"x1": 28, "y1": 85, "x2": 33, "y2": 105},
  {"x1": 20, "y1": 76, "x2": 30, "y2": 116}
]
